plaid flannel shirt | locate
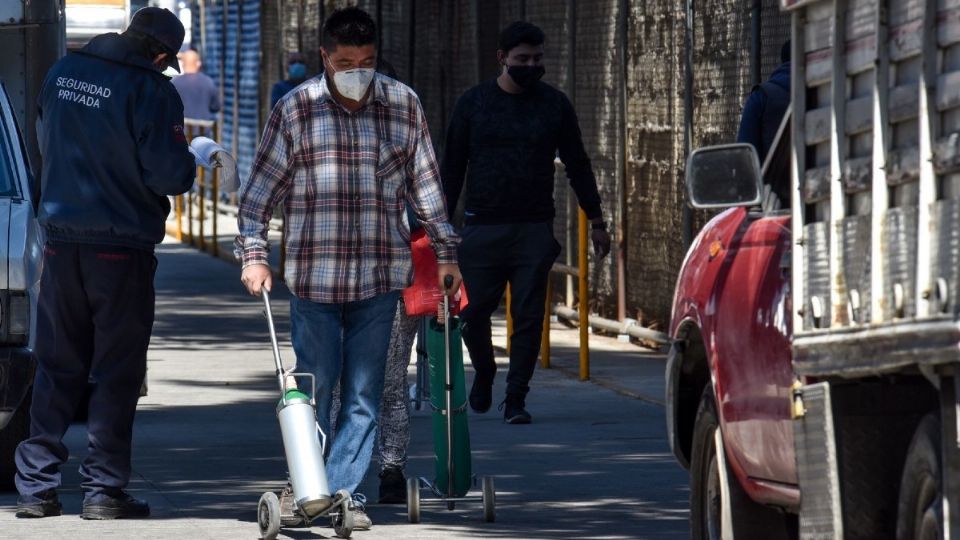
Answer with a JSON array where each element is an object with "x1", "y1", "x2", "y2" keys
[{"x1": 235, "y1": 74, "x2": 459, "y2": 303}]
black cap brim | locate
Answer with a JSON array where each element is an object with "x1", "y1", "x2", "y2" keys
[{"x1": 165, "y1": 51, "x2": 181, "y2": 73}]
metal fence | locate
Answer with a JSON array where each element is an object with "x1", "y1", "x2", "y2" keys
[{"x1": 191, "y1": 0, "x2": 790, "y2": 329}]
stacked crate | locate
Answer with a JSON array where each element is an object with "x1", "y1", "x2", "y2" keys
[{"x1": 788, "y1": 0, "x2": 960, "y2": 336}]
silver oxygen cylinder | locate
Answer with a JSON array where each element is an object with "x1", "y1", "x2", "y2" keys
[{"x1": 277, "y1": 388, "x2": 332, "y2": 518}]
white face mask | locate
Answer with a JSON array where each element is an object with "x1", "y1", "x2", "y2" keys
[{"x1": 328, "y1": 61, "x2": 375, "y2": 102}]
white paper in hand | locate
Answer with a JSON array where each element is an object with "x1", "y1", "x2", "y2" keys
[{"x1": 188, "y1": 136, "x2": 239, "y2": 192}]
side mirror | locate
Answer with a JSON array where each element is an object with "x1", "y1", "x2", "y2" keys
[{"x1": 685, "y1": 143, "x2": 763, "y2": 209}]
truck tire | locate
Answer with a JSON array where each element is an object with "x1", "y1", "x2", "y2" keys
[
  {"x1": 0, "y1": 390, "x2": 31, "y2": 492},
  {"x1": 896, "y1": 413, "x2": 942, "y2": 540},
  {"x1": 690, "y1": 386, "x2": 795, "y2": 540}
]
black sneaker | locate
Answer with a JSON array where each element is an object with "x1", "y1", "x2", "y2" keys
[
  {"x1": 378, "y1": 466, "x2": 406, "y2": 504},
  {"x1": 469, "y1": 376, "x2": 494, "y2": 413},
  {"x1": 16, "y1": 493, "x2": 62, "y2": 518},
  {"x1": 499, "y1": 395, "x2": 532, "y2": 424},
  {"x1": 81, "y1": 491, "x2": 150, "y2": 520}
]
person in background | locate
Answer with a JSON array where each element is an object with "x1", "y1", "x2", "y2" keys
[
  {"x1": 442, "y1": 21, "x2": 611, "y2": 425},
  {"x1": 737, "y1": 40, "x2": 791, "y2": 164},
  {"x1": 171, "y1": 49, "x2": 220, "y2": 122},
  {"x1": 270, "y1": 51, "x2": 308, "y2": 109}
]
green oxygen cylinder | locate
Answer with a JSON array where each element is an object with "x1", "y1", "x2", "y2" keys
[{"x1": 426, "y1": 317, "x2": 472, "y2": 497}]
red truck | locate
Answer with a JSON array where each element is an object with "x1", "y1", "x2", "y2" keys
[{"x1": 666, "y1": 0, "x2": 960, "y2": 538}]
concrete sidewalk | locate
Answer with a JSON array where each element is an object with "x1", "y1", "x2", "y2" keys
[{"x1": 0, "y1": 240, "x2": 688, "y2": 539}]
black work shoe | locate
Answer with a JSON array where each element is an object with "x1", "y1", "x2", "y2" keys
[
  {"x1": 81, "y1": 491, "x2": 150, "y2": 520},
  {"x1": 378, "y1": 466, "x2": 406, "y2": 504},
  {"x1": 469, "y1": 376, "x2": 494, "y2": 413},
  {"x1": 16, "y1": 493, "x2": 62, "y2": 518},
  {"x1": 500, "y1": 395, "x2": 532, "y2": 424}
]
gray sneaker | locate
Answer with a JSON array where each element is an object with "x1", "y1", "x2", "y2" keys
[{"x1": 351, "y1": 493, "x2": 372, "y2": 530}]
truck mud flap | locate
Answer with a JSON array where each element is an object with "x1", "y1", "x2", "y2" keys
[{"x1": 794, "y1": 382, "x2": 843, "y2": 539}]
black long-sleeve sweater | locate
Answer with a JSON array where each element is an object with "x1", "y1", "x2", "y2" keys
[{"x1": 441, "y1": 79, "x2": 603, "y2": 225}]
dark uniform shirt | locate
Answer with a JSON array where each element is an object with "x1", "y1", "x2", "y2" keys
[{"x1": 36, "y1": 32, "x2": 195, "y2": 250}]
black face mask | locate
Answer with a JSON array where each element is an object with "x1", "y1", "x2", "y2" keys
[{"x1": 507, "y1": 65, "x2": 545, "y2": 90}]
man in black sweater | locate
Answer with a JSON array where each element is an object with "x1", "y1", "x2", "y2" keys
[{"x1": 442, "y1": 21, "x2": 610, "y2": 424}]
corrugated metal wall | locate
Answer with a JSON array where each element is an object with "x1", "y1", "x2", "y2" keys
[
  {"x1": 197, "y1": 0, "x2": 790, "y2": 327},
  {"x1": 193, "y1": 0, "x2": 261, "y2": 185}
]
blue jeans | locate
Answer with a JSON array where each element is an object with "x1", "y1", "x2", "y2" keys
[{"x1": 289, "y1": 290, "x2": 400, "y2": 495}]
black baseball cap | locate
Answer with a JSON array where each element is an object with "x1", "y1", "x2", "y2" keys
[{"x1": 127, "y1": 7, "x2": 185, "y2": 72}]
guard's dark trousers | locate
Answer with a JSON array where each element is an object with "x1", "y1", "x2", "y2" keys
[
  {"x1": 15, "y1": 242, "x2": 155, "y2": 501},
  {"x1": 458, "y1": 221, "x2": 561, "y2": 398}
]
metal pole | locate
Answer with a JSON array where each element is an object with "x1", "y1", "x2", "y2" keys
[
  {"x1": 540, "y1": 274, "x2": 551, "y2": 369},
  {"x1": 506, "y1": 283, "x2": 513, "y2": 355},
  {"x1": 219, "y1": 0, "x2": 227, "y2": 132},
  {"x1": 751, "y1": 0, "x2": 762, "y2": 87},
  {"x1": 186, "y1": 125, "x2": 195, "y2": 245},
  {"x1": 408, "y1": 0, "x2": 416, "y2": 83},
  {"x1": 175, "y1": 195, "x2": 183, "y2": 241},
  {"x1": 376, "y1": 0, "x2": 383, "y2": 52},
  {"x1": 565, "y1": 0, "x2": 577, "y2": 309},
  {"x1": 212, "y1": 167, "x2": 219, "y2": 257},
  {"x1": 578, "y1": 209, "x2": 589, "y2": 381},
  {"x1": 198, "y1": 164, "x2": 206, "y2": 251},
  {"x1": 682, "y1": 0, "x2": 695, "y2": 249},
  {"x1": 199, "y1": 0, "x2": 207, "y2": 67},
  {"x1": 442, "y1": 276, "x2": 454, "y2": 500},
  {"x1": 616, "y1": 0, "x2": 628, "y2": 322},
  {"x1": 232, "y1": 1, "x2": 241, "y2": 159},
  {"x1": 261, "y1": 289, "x2": 287, "y2": 392},
  {"x1": 187, "y1": 187, "x2": 194, "y2": 245}
]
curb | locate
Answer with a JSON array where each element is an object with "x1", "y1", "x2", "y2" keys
[{"x1": 491, "y1": 344, "x2": 666, "y2": 407}]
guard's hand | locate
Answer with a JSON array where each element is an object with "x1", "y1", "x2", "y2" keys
[
  {"x1": 592, "y1": 229, "x2": 612, "y2": 259},
  {"x1": 241, "y1": 264, "x2": 272, "y2": 296},
  {"x1": 438, "y1": 263, "x2": 462, "y2": 296}
]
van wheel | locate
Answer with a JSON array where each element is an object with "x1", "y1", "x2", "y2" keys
[
  {"x1": 690, "y1": 386, "x2": 795, "y2": 540},
  {"x1": 0, "y1": 389, "x2": 31, "y2": 492},
  {"x1": 896, "y1": 413, "x2": 942, "y2": 540}
]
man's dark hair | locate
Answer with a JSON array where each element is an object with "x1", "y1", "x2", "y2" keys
[
  {"x1": 498, "y1": 21, "x2": 545, "y2": 54},
  {"x1": 322, "y1": 7, "x2": 377, "y2": 51},
  {"x1": 781, "y1": 40, "x2": 791, "y2": 64},
  {"x1": 123, "y1": 29, "x2": 172, "y2": 63}
]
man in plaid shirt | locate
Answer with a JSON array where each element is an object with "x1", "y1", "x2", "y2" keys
[{"x1": 235, "y1": 7, "x2": 460, "y2": 529}]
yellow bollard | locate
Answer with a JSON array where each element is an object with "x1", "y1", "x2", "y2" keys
[
  {"x1": 197, "y1": 166, "x2": 206, "y2": 252},
  {"x1": 186, "y1": 188, "x2": 194, "y2": 245},
  {"x1": 212, "y1": 167, "x2": 219, "y2": 257},
  {"x1": 174, "y1": 195, "x2": 183, "y2": 241},
  {"x1": 578, "y1": 209, "x2": 589, "y2": 381},
  {"x1": 540, "y1": 274, "x2": 551, "y2": 369}
]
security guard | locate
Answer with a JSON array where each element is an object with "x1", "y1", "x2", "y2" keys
[{"x1": 14, "y1": 7, "x2": 194, "y2": 519}]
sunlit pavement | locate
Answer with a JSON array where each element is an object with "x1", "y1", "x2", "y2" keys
[{"x1": 0, "y1": 241, "x2": 689, "y2": 539}]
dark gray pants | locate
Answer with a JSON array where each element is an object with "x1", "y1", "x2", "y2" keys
[{"x1": 16, "y1": 242, "x2": 155, "y2": 501}]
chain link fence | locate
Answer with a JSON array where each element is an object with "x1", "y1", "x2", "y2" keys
[{"x1": 197, "y1": 0, "x2": 790, "y2": 328}]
